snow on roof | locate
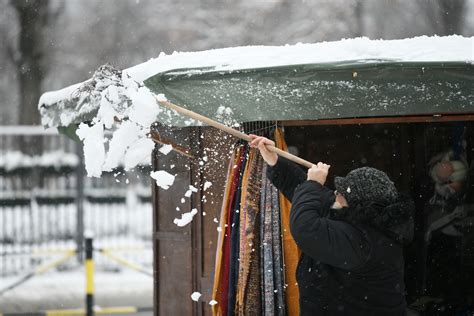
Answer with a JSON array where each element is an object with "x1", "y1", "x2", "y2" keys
[
  {"x1": 39, "y1": 35, "x2": 473, "y2": 109},
  {"x1": 37, "y1": 35, "x2": 473, "y2": 179},
  {"x1": 127, "y1": 35, "x2": 473, "y2": 82}
]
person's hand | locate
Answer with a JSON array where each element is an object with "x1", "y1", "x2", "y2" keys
[
  {"x1": 307, "y1": 162, "x2": 331, "y2": 185},
  {"x1": 249, "y1": 134, "x2": 278, "y2": 166}
]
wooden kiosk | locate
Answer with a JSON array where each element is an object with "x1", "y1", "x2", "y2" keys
[
  {"x1": 39, "y1": 37, "x2": 474, "y2": 315},
  {"x1": 146, "y1": 60, "x2": 473, "y2": 316}
]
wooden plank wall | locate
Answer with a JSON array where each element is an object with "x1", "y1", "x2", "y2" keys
[
  {"x1": 193, "y1": 128, "x2": 233, "y2": 316},
  {"x1": 152, "y1": 126, "x2": 232, "y2": 316},
  {"x1": 153, "y1": 127, "x2": 194, "y2": 315}
]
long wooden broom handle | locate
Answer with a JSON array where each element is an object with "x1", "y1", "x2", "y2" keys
[{"x1": 156, "y1": 98, "x2": 315, "y2": 169}]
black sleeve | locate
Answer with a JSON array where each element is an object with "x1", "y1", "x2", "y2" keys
[
  {"x1": 266, "y1": 156, "x2": 307, "y2": 201},
  {"x1": 290, "y1": 180, "x2": 370, "y2": 270}
]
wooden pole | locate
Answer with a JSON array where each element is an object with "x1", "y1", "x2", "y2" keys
[
  {"x1": 149, "y1": 130, "x2": 194, "y2": 158},
  {"x1": 156, "y1": 98, "x2": 315, "y2": 169}
]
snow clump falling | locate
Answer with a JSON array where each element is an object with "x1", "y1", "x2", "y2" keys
[
  {"x1": 123, "y1": 137, "x2": 155, "y2": 170},
  {"x1": 56, "y1": 65, "x2": 177, "y2": 178},
  {"x1": 150, "y1": 170, "x2": 175, "y2": 190},
  {"x1": 203, "y1": 181, "x2": 213, "y2": 191},
  {"x1": 158, "y1": 144, "x2": 173, "y2": 155},
  {"x1": 184, "y1": 185, "x2": 198, "y2": 197},
  {"x1": 191, "y1": 292, "x2": 202, "y2": 302},
  {"x1": 173, "y1": 208, "x2": 198, "y2": 227},
  {"x1": 76, "y1": 123, "x2": 106, "y2": 177}
]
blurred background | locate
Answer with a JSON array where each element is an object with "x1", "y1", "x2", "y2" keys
[
  {"x1": 1, "y1": 0, "x2": 474, "y2": 126},
  {"x1": 0, "y1": 0, "x2": 473, "y2": 314}
]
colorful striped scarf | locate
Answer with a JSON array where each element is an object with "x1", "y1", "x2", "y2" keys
[
  {"x1": 212, "y1": 145, "x2": 245, "y2": 316},
  {"x1": 235, "y1": 149, "x2": 263, "y2": 315}
]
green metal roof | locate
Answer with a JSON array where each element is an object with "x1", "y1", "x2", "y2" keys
[
  {"x1": 42, "y1": 61, "x2": 474, "y2": 138},
  {"x1": 144, "y1": 61, "x2": 474, "y2": 125}
]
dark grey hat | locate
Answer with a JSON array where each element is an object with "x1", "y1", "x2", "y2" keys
[{"x1": 334, "y1": 167, "x2": 398, "y2": 206}]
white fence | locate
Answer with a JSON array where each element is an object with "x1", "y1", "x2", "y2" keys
[{"x1": 0, "y1": 126, "x2": 153, "y2": 277}]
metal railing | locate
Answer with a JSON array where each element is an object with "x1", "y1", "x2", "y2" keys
[{"x1": 0, "y1": 126, "x2": 153, "y2": 278}]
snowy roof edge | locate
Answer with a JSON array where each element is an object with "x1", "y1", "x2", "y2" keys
[
  {"x1": 38, "y1": 36, "x2": 474, "y2": 129},
  {"x1": 39, "y1": 36, "x2": 473, "y2": 108}
]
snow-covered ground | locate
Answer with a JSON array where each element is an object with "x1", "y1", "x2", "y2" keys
[
  {"x1": 0, "y1": 268, "x2": 153, "y2": 313},
  {"x1": 1, "y1": 201, "x2": 153, "y2": 276},
  {"x1": 0, "y1": 200, "x2": 154, "y2": 313},
  {"x1": 0, "y1": 125, "x2": 155, "y2": 313}
]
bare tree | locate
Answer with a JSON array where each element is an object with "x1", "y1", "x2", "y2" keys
[
  {"x1": 437, "y1": 0, "x2": 466, "y2": 34},
  {"x1": 0, "y1": 0, "x2": 19, "y2": 124},
  {"x1": 9, "y1": 0, "x2": 51, "y2": 126},
  {"x1": 420, "y1": 0, "x2": 466, "y2": 35},
  {"x1": 354, "y1": 0, "x2": 365, "y2": 37},
  {"x1": 8, "y1": 0, "x2": 63, "y2": 157}
]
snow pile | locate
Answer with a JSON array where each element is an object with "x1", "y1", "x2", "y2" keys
[
  {"x1": 0, "y1": 151, "x2": 79, "y2": 171},
  {"x1": 150, "y1": 170, "x2": 175, "y2": 190},
  {"x1": 76, "y1": 123, "x2": 106, "y2": 177},
  {"x1": 125, "y1": 36, "x2": 473, "y2": 83},
  {"x1": 38, "y1": 151, "x2": 79, "y2": 168},
  {"x1": 0, "y1": 152, "x2": 34, "y2": 171},
  {"x1": 173, "y1": 208, "x2": 198, "y2": 227}
]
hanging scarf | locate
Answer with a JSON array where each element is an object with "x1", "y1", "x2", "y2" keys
[
  {"x1": 235, "y1": 149, "x2": 263, "y2": 315},
  {"x1": 214, "y1": 128, "x2": 296, "y2": 315},
  {"x1": 260, "y1": 164, "x2": 286, "y2": 315},
  {"x1": 227, "y1": 149, "x2": 248, "y2": 315},
  {"x1": 212, "y1": 145, "x2": 245, "y2": 316},
  {"x1": 271, "y1": 182, "x2": 286, "y2": 315},
  {"x1": 275, "y1": 128, "x2": 300, "y2": 316},
  {"x1": 261, "y1": 164, "x2": 275, "y2": 315}
]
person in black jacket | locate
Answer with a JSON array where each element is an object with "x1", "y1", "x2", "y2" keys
[{"x1": 249, "y1": 135, "x2": 415, "y2": 316}]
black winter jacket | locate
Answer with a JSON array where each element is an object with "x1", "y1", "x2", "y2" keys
[{"x1": 267, "y1": 157, "x2": 414, "y2": 316}]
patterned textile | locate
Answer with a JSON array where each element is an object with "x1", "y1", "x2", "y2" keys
[
  {"x1": 274, "y1": 128, "x2": 301, "y2": 316},
  {"x1": 212, "y1": 145, "x2": 244, "y2": 316},
  {"x1": 271, "y1": 183, "x2": 286, "y2": 315},
  {"x1": 214, "y1": 131, "x2": 294, "y2": 315},
  {"x1": 261, "y1": 163, "x2": 286, "y2": 316},
  {"x1": 227, "y1": 150, "x2": 248, "y2": 316},
  {"x1": 235, "y1": 149, "x2": 263, "y2": 315},
  {"x1": 221, "y1": 146, "x2": 247, "y2": 314},
  {"x1": 261, "y1": 164, "x2": 275, "y2": 315}
]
